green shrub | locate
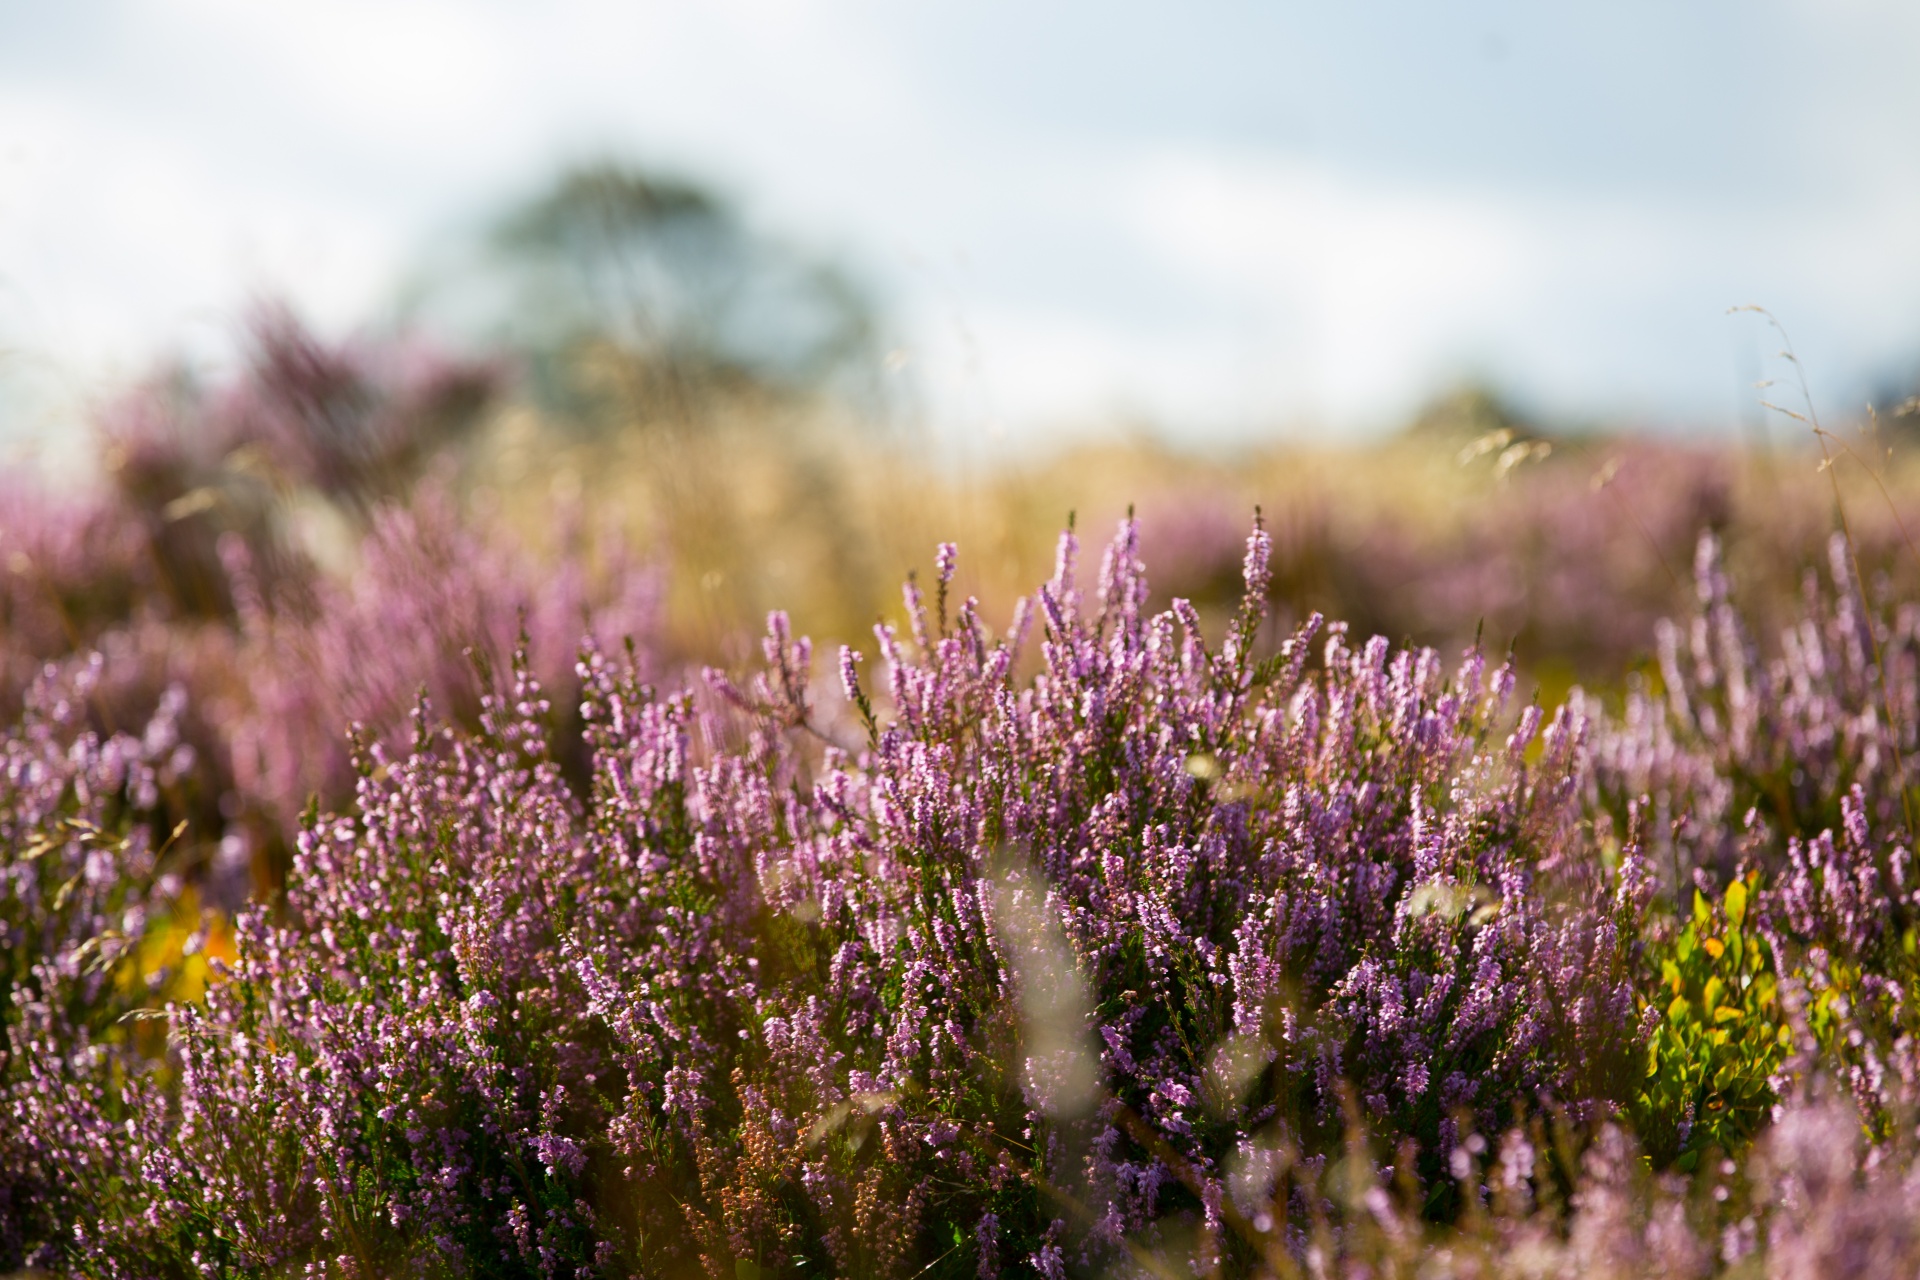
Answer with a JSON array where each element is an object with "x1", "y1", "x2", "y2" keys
[{"x1": 1631, "y1": 876, "x2": 1788, "y2": 1171}]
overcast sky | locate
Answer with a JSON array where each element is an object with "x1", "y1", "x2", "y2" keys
[{"x1": 3, "y1": 0, "x2": 1919, "y2": 451}]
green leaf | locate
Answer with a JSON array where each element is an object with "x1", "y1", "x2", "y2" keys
[{"x1": 1724, "y1": 879, "x2": 1748, "y2": 930}]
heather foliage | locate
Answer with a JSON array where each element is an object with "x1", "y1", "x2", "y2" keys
[
  {"x1": 1589, "y1": 531, "x2": 1920, "y2": 892},
  {"x1": 8, "y1": 494, "x2": 1920, "y2": 1273},
  {"x1": 0, "y1": 486, "x2": 148, "y2": 703},
  {"x1": 223, "y1": 482, "x2": 658, "y2": 833},
  {"x1": 1587, "y1": 528, "x2": 1920, "y2": 1153},
  {"x1": 10, "y1": 517, "x2": 1656, "y2": 1275},
  {"x1": 1, "y1": 312, "x2": 661, "y2": 898},
  {"x1": 16, "y1": 356, "x2": 1920, "y2": 1273},
  {"x1": 0, "y1": 656, "x2": 200, "y2": 1265},
  {"x1": 1137, "y1": 437, "x2": 1741, "y2": 677}
]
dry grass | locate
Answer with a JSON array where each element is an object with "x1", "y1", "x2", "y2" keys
[{"x1": 461, "y1": 386, "x2": 1920, "y2": 704}]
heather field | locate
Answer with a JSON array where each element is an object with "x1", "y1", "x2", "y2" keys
[{"x1": 15, "y1": 318, "x2": 1920, "y2": 1278}]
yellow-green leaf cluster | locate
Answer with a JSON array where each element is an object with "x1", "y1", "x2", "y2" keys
[{"x1": 1631, "y1": 876, "x2": 1790, "y2": 1171}]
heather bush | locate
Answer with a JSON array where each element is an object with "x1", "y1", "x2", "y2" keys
[
  {"x1": 1576, "y1": 520, "x2": 1920, "y2": 1231},
  {"x1": 222, "y1": 480, "x2": 660, "y2": 835},
  {"x1": 0, "y1": 655, "x2": 202, "y2": 1270},
  {"x1": 3, "y1": 516, "x2": 1664, "y2": 1278},
  {"x1": 0, "y1": 311, "x2": 660, "y2": 905},
  {"x1": 1134, "y1": 441, "x2": 1742, "y2": 680},
  {"x1": 21, "y1": 410, "x2": 1920, "y2": 1274},
  {"x1": 1587, "y1": 530, "x2": 1920, "y2": 896}
]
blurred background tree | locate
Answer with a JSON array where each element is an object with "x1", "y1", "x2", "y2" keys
[{"x1": 418, "y1": 160, "x2": 882, "y2": 433}]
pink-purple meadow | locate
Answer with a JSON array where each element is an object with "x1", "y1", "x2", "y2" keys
[{"x1": 7, "y1": 318, "x2": 1920, "y2": 1276}]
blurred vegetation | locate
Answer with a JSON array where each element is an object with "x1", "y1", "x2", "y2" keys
[
  {"x1": 28, "y1": 159, "x2": 1920, "y2": 716},
  {"x1": 411, "y1": 161, "x2": 882, "y2": 426},
  {"x1": 178, "y1": 161, "x2": 1920, "y2": 694},
  {"x1": 466, "y1": 381, "x2": 1920, "y2": 702}
]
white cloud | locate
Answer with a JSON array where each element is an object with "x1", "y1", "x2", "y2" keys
[
  {"x1": 0, "y1": 89, "x2": 401, "y2": 368},
  {"x1": 1111, "y1": 142, "x2": 1920, "y2": 430},
  {"x1": 1124, "y1": 151, "x2": 1542, "y2": 424},
  {"x1": 134, "y1": 0, "x2": 515, "y2": 143}
]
